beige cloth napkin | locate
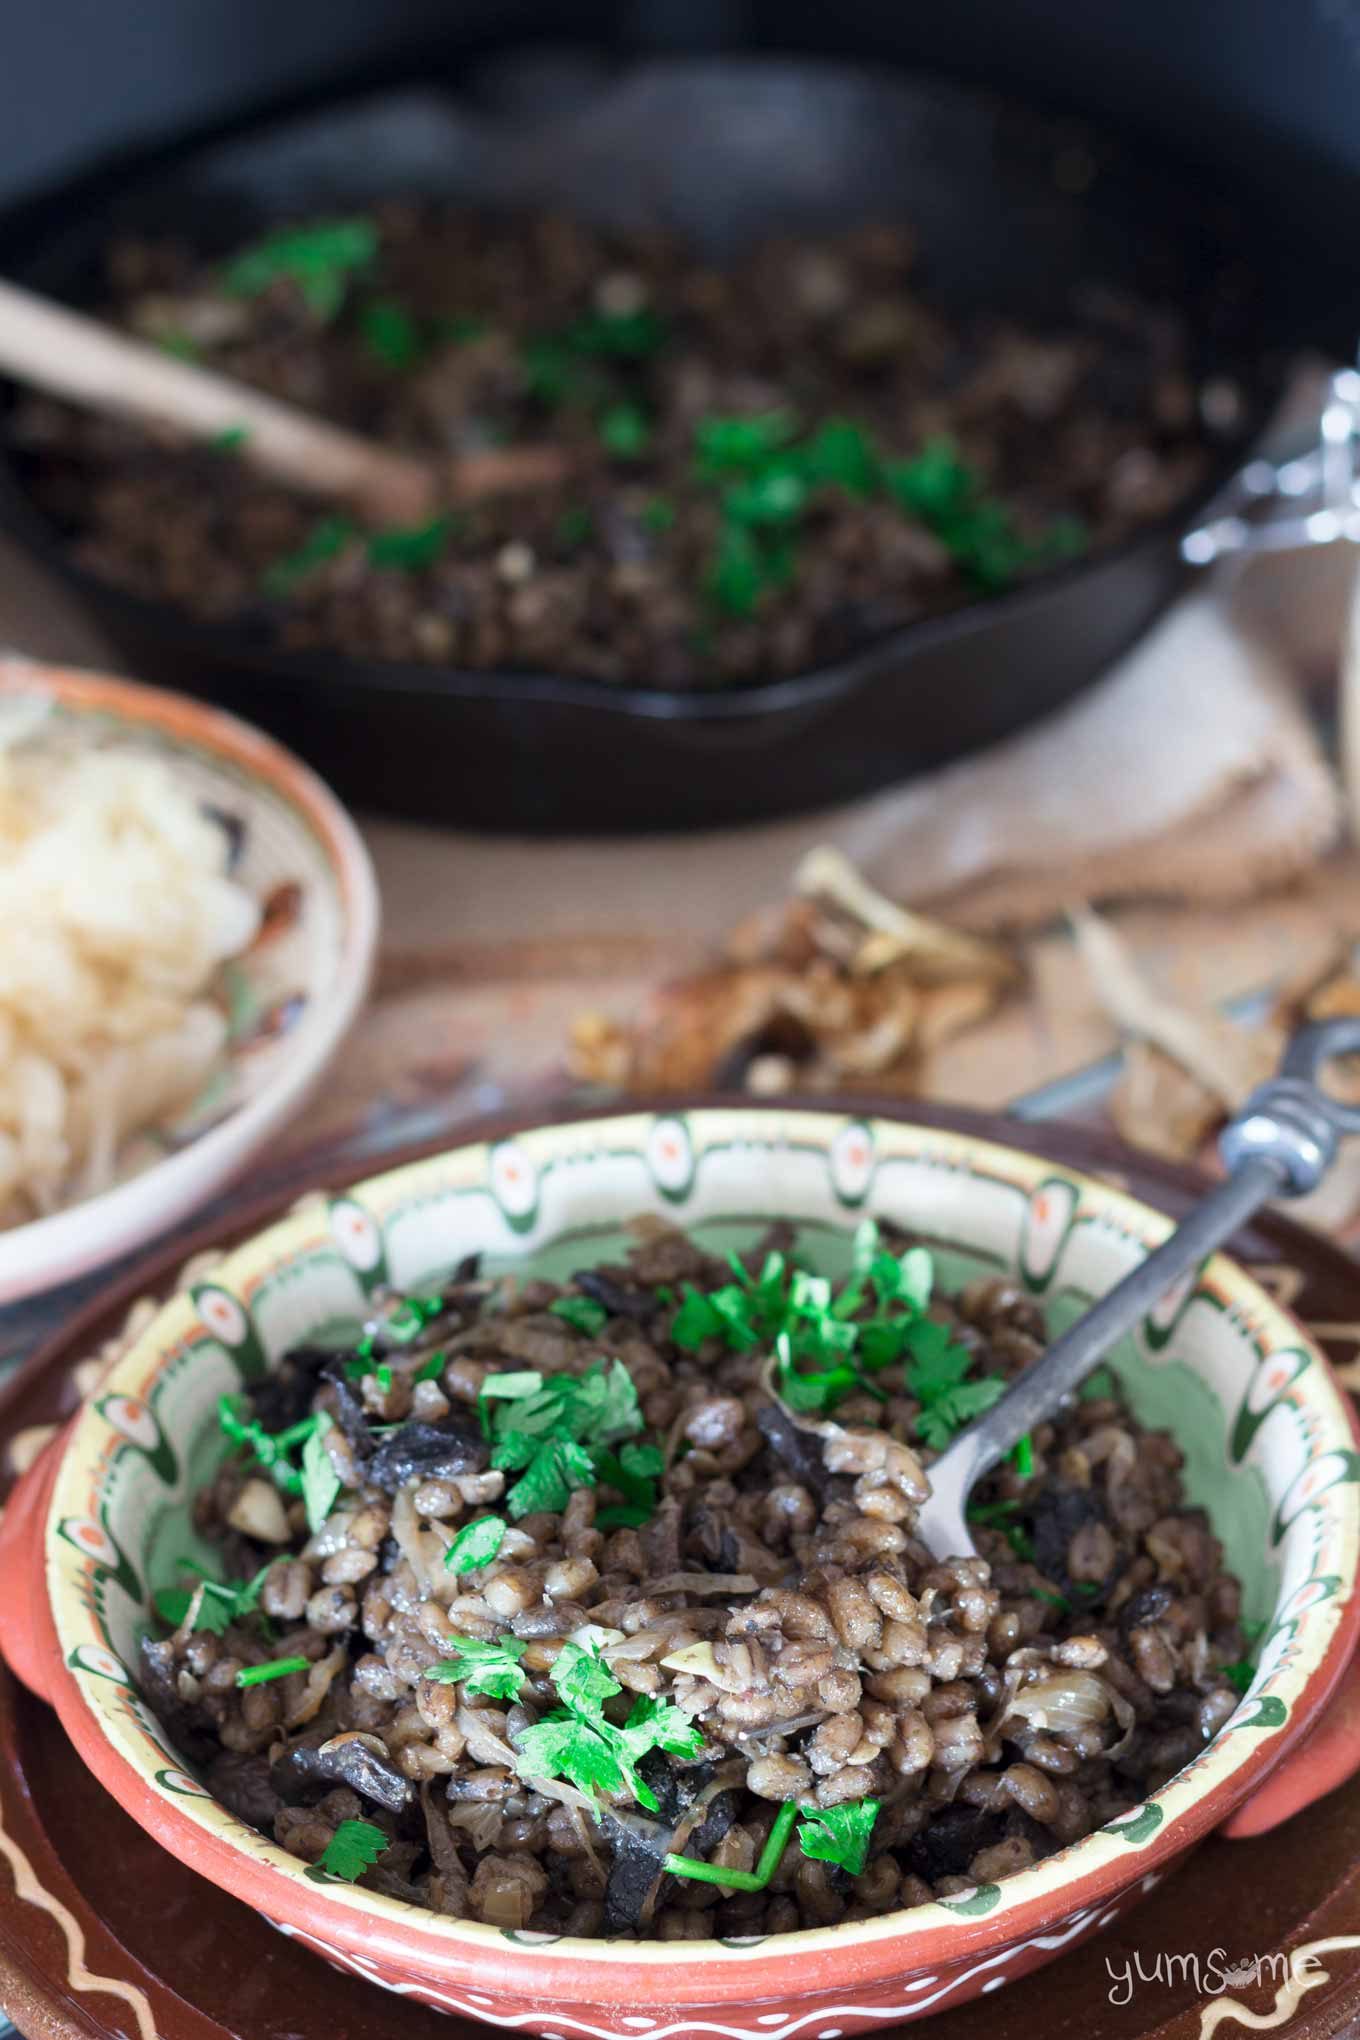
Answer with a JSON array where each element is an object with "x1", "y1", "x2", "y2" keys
[{"x1": 838, "y1": 578, "x2": 1345, "y2": 929}]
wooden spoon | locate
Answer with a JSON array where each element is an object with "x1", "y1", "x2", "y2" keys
[{"x1": 0, "y1": 278, "x2": 565, "y2": 525}]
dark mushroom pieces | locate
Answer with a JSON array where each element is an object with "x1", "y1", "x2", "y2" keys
[
  {"x1": 602, "y1": 1759, "x2": 744, "y2": 1933},
  {"x1": 365, "y1": 1411, "x2": 487, "y2": 1494},
  {"x1": 571, "y1": 1268, "x2": 657, "y2": 1323},
  {"x1": 272, "y1": 1730, "x2": 413, "y2": 1815}
]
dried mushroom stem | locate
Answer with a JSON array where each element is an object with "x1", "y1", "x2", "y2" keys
[
  {"x1": 1068, "y1": 904, "x2": 1271, "y2": 1106},
  {"x1": 795, "y1": 846, "x2": 1018, "y2": 984}
]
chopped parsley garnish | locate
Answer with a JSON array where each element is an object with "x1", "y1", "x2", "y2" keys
[
  {"x1": 217, "y1": 1396, "x2": 316, "y2": 1494},
  {"x1": 1011, "y1": 1433, "x2": 1035, "y2": 1478},
  {"x1": 669, "y1": 1225, "x2": 1001, "y2": 1437},
  {"x1": 966, "y1": 1497, "x2": 1022, "y2": 1526},
  {"x1": 568, "y1": 307, "x2": 667, "y2": 359},
  {"x1": 968, "y1": 1498, "x2": 1037, "y2": 1561},
  {"x1": 694, "y1": 410, "x2": 799, "y2": 478},
  {"x1": 641, "y1": 495, "x2": 676, "y2": 533},
  {"x1": 884, "y1": 439, "x2": 1087, "y2": 591},
  {"x1": 366, "y1": 514, "x2": 457, "y2": 572},
  {"x1": 550, "y1": 1296, "x2": 609, "y2": 1337},
  {"x1": 799, "y1": 418, "x2": 880, "y2": 498},
  {"x1": 154, "y1": 329, "x2": 201, "y2": 362},
  {"x1": 346, "y1": 1294, "x2": 447, "y2": 1374},
  {"x1": 555, "y1": 505, "x2": 595, "y2": 550},
  {"x1": 211, "y1": 425, "x2": 250, "y2": 454},
  {"x1": 154, "y1": 1560, "x2": 271, "y2": 1635},
  {"x1": 300, "y1": 1412, "x2": 342, "y2": 1533},
  {"x1": 496, "y1": 1437, "x2": 597, "y2": 1518},
  {"x1": 666, "y1": 1797, "x2": 880, "y2": 1890},
  {"x1": 796, "y1": 1797, "x2": 880, "y2": 1876},
  {"x1": 444, "y1": 1515, "x2": 507, "y2": 1574},
  {"x1": 261, "y1": 515, "x2": 356, "y2": 596},
  {"x1": 483, "y1": 1359, "x2": 646, "y2": 1518},
  {"x1": 412, "y1": 1350, "x2": 447, "y2": 1386},
  {"x1": 235, "y1": 1654, "x2": 309, "y2": 1688},
  {"x1": 903, "y1": 1321, "x2": 1007, "y2": 1452},
  {"x1": 423, "y1": 1633, "x2": 527, "y2": 1701},
  {"x1": 705, "y1": 519, "x2": 795, "y2": 618},
  {"x1": 690, "y1": 409, "x2": 1086, "y2": 628},
  {"x1": 308, "y1": 1817, "x2": 389, "y2": 1884},
  {"x1": 514, "y1": 1640, "x2": 702, "y2": 1814},
  {"x1": 595, "y1": 1440, "x2": 664, "y2": 1522},
  {"x1": 1221, "y1": 1619, "x2": 1267, "y2": 1693},
  {"x1": 480, "y1": 1370, "x2": 546, "y2": 1412},
  {"x1": 360, "y1": 297, "x2": 425, "y2": 370},
  {"x1": 222, "y1": 217, "x2": 378, "y2": 321},
  {"x1": 598, "y1": 402, "x2": 652, "y2": 460}
]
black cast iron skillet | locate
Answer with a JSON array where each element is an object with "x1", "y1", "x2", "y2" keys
[{"x1": 0, "y1": 54, "x2": 1307, "y2": 832}]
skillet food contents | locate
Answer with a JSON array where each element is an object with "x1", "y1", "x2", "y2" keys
[
  {"x1": 19, "y1": 205, "x2": 1225, "y2": 689},
  {"x1": 142, "y1": 1221, "x2": 1258, "y2": 1936},
  {"x1": 0, "y1": 699, "x2": 258, "y2": 1227}
]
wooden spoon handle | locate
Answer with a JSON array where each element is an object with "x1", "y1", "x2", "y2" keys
[{"x1": 0, "y1": 278, "x2": 439, "y2": 523}]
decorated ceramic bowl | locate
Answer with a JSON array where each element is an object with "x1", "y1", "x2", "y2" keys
[
  {"x1": 1, "y1": 1104, "x2": 1358, "y2": 2039},
  {"x1": 0, "y1": 660, "x2": 379, "y2": 1305}
]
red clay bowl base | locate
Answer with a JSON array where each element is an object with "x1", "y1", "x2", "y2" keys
[{"x1": 1, "y1": 1433, "x2": 1358, "y2": 2037}]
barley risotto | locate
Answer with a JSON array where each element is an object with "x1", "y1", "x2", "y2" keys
[
  {"x1": 140, "y1": 1221, "x2": 1255, "y2": 1937},
  {"x1": 19, "y1": 205, "x2": 1220, "y2": 690}
]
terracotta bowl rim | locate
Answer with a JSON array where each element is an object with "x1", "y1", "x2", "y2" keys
[{"x1": 33, "y1": 1103, "x2": 1360, "y2": 2004}]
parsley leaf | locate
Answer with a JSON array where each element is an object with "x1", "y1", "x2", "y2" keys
[
  {"x1": 223, "y1": 217, "x2": 377, "y2": 321},
  {"x1": 483, "y1": 1360, "x2": 645, "y2": 1520},
  {"x1": 671, "y1": 1284, "x2": 724, "y2": 1349},
  {"x1": 261, "y1": 515, "x2": 356, "y2": 597},
  {"x1": 308, "y1": 1817, "x2": 389, "y2": 1883},
  {"x1": 423, "y1": 1633, "x2": 527, "y2": 1701},
  {"x1": 550, "y1": 1296, "x2": 608, "y2": 1336},
  {"x1": 797, "y1": 1798, "x2": 879, "y2": 1877},
  {"x1": 360, "y1": 297, "x2": 425, "y2": 370},
  {"x1": 366, "y1": 515, "x2": 456, "y2": 572},
  {"x1": 155, "y1": 1560, "x2": 272, "y2": 1635},
  {"x1": 236, "y1": 1654, "x2": 309, "y2": 1688},
  {"x1": 551, "y1": 1637, "x2": 620, "y2": 1714},
  {"x1": 514, "y1": 1641, "x2": 702, "y2": 1813},
  {"x1": 217, "y1": 1396, "x2": 316, "y2": 1493},
  {"x1": 694, "y1": 410, "x2": 800, "y2": 478},
  {"x1": 503, "y1": 1437, "x2": 597, "y2": 1517},
  {"x1": 903, "y1": 1318, "x2": 1006, "y2": 1451},
  {"x1": 444, "y1": 1515, "x2": 507, "y2": 1574},
  {"x1": 301, "y1": 1412, "x2": 342, "y2": 1533},
  {"x1": 598, "y1": 402, "x2": 652, "y2": 460},
  {"x1": 480, "y1": 1370, "x2": 544, "y2": 1405}
]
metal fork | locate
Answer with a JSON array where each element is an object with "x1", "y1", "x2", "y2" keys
[{"x1": 915, "y1": 1016, "x2": 1360, "y2": 1559}]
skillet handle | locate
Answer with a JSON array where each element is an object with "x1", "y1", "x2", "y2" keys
[
  {"x1": 1221, "y1": 1652, "x2": 1360, "y2": 1838},
  {"x1": 0, "y1": 1423, "x2": 69, "y2": 1704}
]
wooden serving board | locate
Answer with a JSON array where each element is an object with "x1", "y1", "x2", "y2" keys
[{"x1": 1, "y1": 1111, "x2": 1359, "y2": 2040}]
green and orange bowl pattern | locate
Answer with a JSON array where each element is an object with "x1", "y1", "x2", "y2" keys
[{"x1": 10, "y1": 1107, "x2": 1360, "y2": 2038}]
